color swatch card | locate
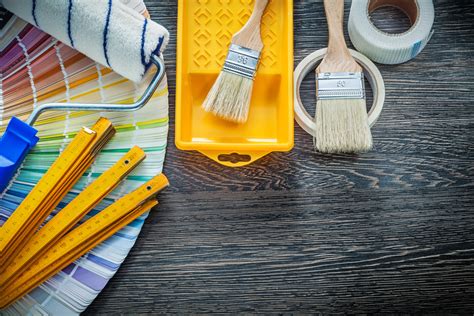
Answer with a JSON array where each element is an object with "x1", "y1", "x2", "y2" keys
[{"x1": 0, "y1": 1, "x2": 168, "y2": 314}]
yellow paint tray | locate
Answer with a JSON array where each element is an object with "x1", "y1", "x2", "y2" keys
[{"x1": 176, "y1": 0, "x2": 294, "y2": 167}]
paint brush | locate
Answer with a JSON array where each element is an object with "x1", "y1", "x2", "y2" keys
[
  {"x1": 315, "y1": 0, "x2": 372, "y2": 153},
  {"x1": 202, "y1": 0, "x2": 270, "y2": 123}
]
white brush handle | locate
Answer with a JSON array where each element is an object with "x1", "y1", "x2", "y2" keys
[{"x1": 2, "y1": 0, "x2": 169, "y2": 82}]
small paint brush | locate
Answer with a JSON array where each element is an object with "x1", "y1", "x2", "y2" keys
[
  {"x1": 315, "y1": 0, "x2": 372, "y2": 153},
  {"x1": 202, "y1": 0, "x2": 270, "y2": 123}
]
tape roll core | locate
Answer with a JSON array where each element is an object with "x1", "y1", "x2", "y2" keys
[
  {"x1": 294, "y1": 48, "x2": 385, "y2": 139},
  {"x1": 368, "y1": 0, "x2": 419, "y2": 26},
  {"x1": 349, "y1": 0, "x2": 434, "y2": 64}
]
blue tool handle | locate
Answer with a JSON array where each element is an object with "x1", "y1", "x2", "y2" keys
[{"x1": 0, "y1": 117, "x2": 39, "y2": 193}]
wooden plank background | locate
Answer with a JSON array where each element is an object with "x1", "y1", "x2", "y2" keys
[{"x1": 85, "y1": 0, "x2": 474, "y2": 313}]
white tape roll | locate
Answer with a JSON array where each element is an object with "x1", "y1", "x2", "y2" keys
[
  {"x1": 349, "y1": 0, "x2": 435, "y2": 64},
  {"x1": 294, "y1": 48, "x2": 385, "y2": 138}
]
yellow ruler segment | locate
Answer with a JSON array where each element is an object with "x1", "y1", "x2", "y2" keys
[
  {"x1": 0, "y1": 118, "x2": 115, "y2": 272},
  {"x1": 0, "y1": 146, "x2": 146, "y2": 290},
  {"x1": 0, "y1": 174, "x2": 168, "y2": 308},
  {"x1": 0, "y1": 127, "x2": 97, "y2": 264},
  {"x1": 0, "y1": 118, "x2": 114, "y2": 269},
  {"x1": 1, "y1": 200, "x2": 157, "y2": 309}
]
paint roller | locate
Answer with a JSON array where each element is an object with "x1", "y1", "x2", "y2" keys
[{"x1": 0, "y1": 0, "x2": 169, "y2": 192}]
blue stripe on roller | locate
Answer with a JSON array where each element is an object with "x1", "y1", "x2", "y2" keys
[
  {"x1": 148, "y1": 36, "x2": 164, "y2": 68},
  {"x1": 103, "y1": 0, "x2": 112, "y2": 67},
  {"x1": 154, "y1": 36, "x2": 165, "y2": 55},
  {"x1": 140, "y1": 18, "x2": 148, "y2": 67},
  {"x1": 145, "y1": 36, "x2": 165, "y2": 71},
  {"x1": 67, "y1": 0, "x2": 75, "y2": 47},
  {"x1": 32, "y1": 0, "x2": 39, "y2": 26},
  {"x1": 144, "y1": 35, "x2": 165, "y2": 72},
  {"x1": 411, "y1": 40, "x2": 422, "y2": 58},
  {"x1": 141, "y1": 19, "x2": 165, "y2": 73}
]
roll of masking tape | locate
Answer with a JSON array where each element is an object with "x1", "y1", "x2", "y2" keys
[
  {"x1": 294, "y1": 48, "x2": 385, "y2": 138},
  {"x1": 349, "y1": 0, "x2": 434, "y2": 65}
]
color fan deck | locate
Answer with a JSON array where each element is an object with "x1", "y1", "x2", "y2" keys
[{"x1": 0, "y1": 11, "x2": 169, "y2": 315}]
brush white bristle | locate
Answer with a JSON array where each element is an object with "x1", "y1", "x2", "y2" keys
[
  {"x1": 202, "y1": 71, "x2": 254, "y2": 123},
  {"x1": 315, "y1": 99, "x2": 373, "y2": 153}
]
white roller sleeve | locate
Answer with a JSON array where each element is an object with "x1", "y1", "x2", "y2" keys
[
  {"x1": 348, "y1": 0, "x2": 434, "y2": 65},
  {"x1": 2, "y1": 0, "x2": 169, "y2": 82}
]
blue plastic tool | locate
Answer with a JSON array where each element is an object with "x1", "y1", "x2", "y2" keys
[
  {"x1": 0, "y1": 55, "x2": 165, "y2": 194},
  {"x1": 0, "y1": 117, "x2": 39, "y2": 192}
]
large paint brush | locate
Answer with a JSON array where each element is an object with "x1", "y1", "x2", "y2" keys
[
  {"x1": 202, "y1": 0, "x2": 270, "y2": 123},
  {"x1": 315, "y1": 0, "x2": 372, "y2": 153}
]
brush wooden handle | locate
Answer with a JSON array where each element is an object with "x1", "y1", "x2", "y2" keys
[
  {"x1": 232, "y1": 0, "x2": 270, "y2": 51},
  {"x1": 318, "y1": 0, "x2": 362, "y2": 73}
]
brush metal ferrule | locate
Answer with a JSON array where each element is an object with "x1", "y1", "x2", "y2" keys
[
  {"x1": 222, "y1": 44, "x2": 261, "y2": 80},
  {"x1": 316, "y1": 72, "x2": 365, "y2": 100}
]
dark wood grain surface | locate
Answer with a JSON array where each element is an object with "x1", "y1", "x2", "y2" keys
[{"x1": 85, "y1": 0, "x2": 474, "y2": 314}]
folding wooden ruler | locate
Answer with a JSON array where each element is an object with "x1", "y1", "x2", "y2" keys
[
  {"x1": 0, "y1": 116, "x2": 169, "y2": 308},
  {"x1": 0, "y1": 174, "x2": 168, "y2": 308},
  {"x1": 0, "y1": 117, "x2": 115, "y2": 272},
  {"x1": 0, "y1": 145, "x2": 146, "y2": 290}
]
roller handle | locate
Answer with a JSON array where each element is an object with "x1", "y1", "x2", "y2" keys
[{"x1": 0, "y1": 55, "x2": 165, "y2": 193}]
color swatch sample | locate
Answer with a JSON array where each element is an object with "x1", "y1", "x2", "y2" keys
[{"x1": 0, "y1": 4, "x2": 168, "y2": 314}]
